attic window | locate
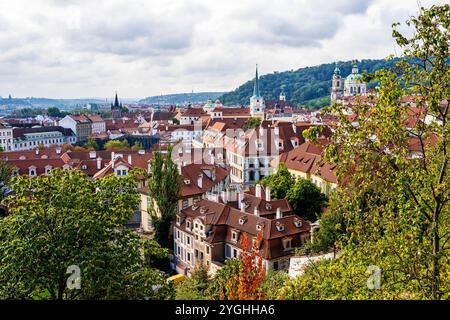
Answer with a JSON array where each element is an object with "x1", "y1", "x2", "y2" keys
[
  {"x1": 199, "y1": 206, "x2": 208, "y2": 214},
  {"x1": 238, "y1": 216, "x2": 247, "y2": 225},
  {"x1": 276, "y1": 222, "x2": 285, "y2": 232},
  {"x1": 294, "y1": 218, "x2": 303, "y2": 228},
  {"x1": 81, "y1": 165, "x2": 87, "y2": 170},
  {"x1": 184, "y1": 179, "x2": 191, "y2": 185},
  {"x1": 265, "y1": 203, "x2": 272, "y2": 210}
]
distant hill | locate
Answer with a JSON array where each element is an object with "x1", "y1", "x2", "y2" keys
[
  {"x1": 219, "y1": 59, "x2": 400, "y2": 109},
  {"x1": 0, "y1": 97, "x2": 107, "y2": 109},
  {"x1": 139, "y1": 92, "x2": 224, "y2": 105}
]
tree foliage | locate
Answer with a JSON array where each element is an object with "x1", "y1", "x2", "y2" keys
[
  {"x1": 147, "y1": 146, "x2": 181, "y2": 248},
  {"x1": 260, "y1": 163, "x2": 295, "y2": 199},
  {"x1": 219, "y1": 59, "x2": 400, "y2": 108},
  {"x1": 286, "y1": 178, "x2": 327, "y2": 222},
  {"x1": 243, "y1": 117, "x2": 262, "y2": 130},
  {"x1": 175, "y1": 264, "x2": 210, "y2": 300},
  {"x1": 104, "y1": 139, "x2": 130, "y2": 151},
  {"x1": 83, "y1": 137, "x2": 99, "y2": 150},
  {"x1": 0, "y1": 160, "x2": 12, "y2": 201},
  {"x1": 283, "y1": 4, "x2": 450, "y2": 300},
  {"x1": 0, "y1": 169, "x2": 173, "y2": 300}
]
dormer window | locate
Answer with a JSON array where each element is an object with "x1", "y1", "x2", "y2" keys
[
  {"x1": 81, "y1": 165, "x2": 87, "y2": 170},
  {"x1": 231, "y1": 230, "x2": 240, "y2": 242},
  {"x1": 199, "y1": 207, "x2": 208, "y2": 214},
  {"x1": 184, "y1": 179, "x2": 191, "y2": 185},
  {"x1": 176, "y1": 216, "x2": 181, "y2": 225},
  {"x1": 238, "y1": 216, "x2": 247, "y2": 225},
  {"x1": 186, "y1": 221, "x2": 191, "y2": 229},
  {"x1": 192, "y1": 204, "x2": 199, "y2": 211},
  {"x1": 29, "y1": 168, "x2": 37, "y2": 177},
  {"x1": 294, "y1": 218, "x2": 303, "y2": 228},
  {"x1": 265, "y1": 203, "x2": 272, "y2": 211},
  {"x1": 276, "y1": 221, "x2": 284, "y2": 232}
]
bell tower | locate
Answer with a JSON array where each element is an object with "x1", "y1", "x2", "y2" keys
[
  {"x1": 330, "y1": 63, "x2": 343, "y2": 102},
  {"x1": 250, "y1": 64, "x2": 265, "y2": 119}
]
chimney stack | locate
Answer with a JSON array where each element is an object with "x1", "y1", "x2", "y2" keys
[
  {"x1": 276, "y1": 207, "x2": 282, "y2": 219},
  {"x1": 255, "y1": 184, "x2": 262, "y2": 199},
  {"x1": 292, "y1": 123, "x2": 297, "y2": 134},
  {"x1": 111, "y1": 152, "x2": 115, "y2": 168},
  {"x1": 265, "y1": 186, "x2": 271, "y2": 202},
  {"x1": 97, "y1": 157, "x2": 102, "y2": 170},
  {"x1": 221, "y1": 190, "x2": 228, "y2": 204},
  {"x1": 128, "y1": 154, "x2": 132, "y2": 165},
  {"x1": 197, "y1": 173, "x2": 203, "y2": 189},
  {"x1": 254, "y1": 207, "x2": 260, "y2": 216},
  {"x1": 238, "y1": 191, "x2": 244, "y2": 210}
]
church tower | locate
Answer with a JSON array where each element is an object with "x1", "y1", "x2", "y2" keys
[
  {"x1": 330, "y1": 63, "x2": 343, "y2": 102},
  {"x1": 111, "y1": 92, "x2": 122, "y2": 119},
  {"x1": 250, "y1": 64, "x2": 265, "y2": 119}
]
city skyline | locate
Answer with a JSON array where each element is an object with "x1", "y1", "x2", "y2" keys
[{"x1": 0, "y1": 0, "x2": 445, "y2": 98}]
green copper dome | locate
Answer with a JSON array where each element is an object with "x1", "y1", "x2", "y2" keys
[{"x1": 346, "y1": 73, "x2": 363, "y2": 82}]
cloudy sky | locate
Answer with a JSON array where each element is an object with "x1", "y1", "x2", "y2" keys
[{"x1": 0, "y1": 0, "x2": 445, "y2": 99}]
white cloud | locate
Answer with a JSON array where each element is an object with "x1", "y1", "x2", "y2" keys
[{"x1": 0, "y1": 0, "x2": 446, "y2": 99}]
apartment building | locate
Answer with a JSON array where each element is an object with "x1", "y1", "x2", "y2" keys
[{"x1": 173, "y1": 184, "x2": 311, "y2": 276}]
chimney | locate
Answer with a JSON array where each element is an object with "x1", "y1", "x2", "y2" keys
[
  {"x1": 265, "y1": 186, "x2": 271, "y2": 202},
  {"x1": 56, "y1": 147, "x2": 62, "y2": 154},
  {"x1": 276, "y1": 207, "x2": 282, "y2": 219},
  {"x1": 254, "y1": 207, "x2": 260, "y2": 216},
  {"x1": 111, "y1": 152, "x2": 115, "y2": 169},
  {"x1": 35, "y1": 149, "x2": 39, "y2": 155},
  {"x1": 255, "y1": 184, "x2": 262, "y2": 199},
  {"x1": 238, "y1": 191, "x2": 244, "y2": 210},
  {"x1": 240, "y1": 202, "x2": 245, "y2": 212},
  {"x1": 128, "y1": 154, "x2": 132, "y2": 165},
  {"x1": 274, "y1": 126, "x2": 279, "y2": 136},
  {"x1": 292, "y1": 123, "x2": 297, "y2": 133},
  {"x1": 221, "y1": 190, "x2": 228, "y2": 204},
  {"x1": 197, "y1": 173, "x2": 203, "y2": 189},
  {"x1": 97, "y1": 157, "x2": 102, "y2": 170}
]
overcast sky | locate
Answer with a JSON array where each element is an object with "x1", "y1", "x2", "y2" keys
[{"x1": 0, "y1": 0, "x2": 445, "y2": 99}]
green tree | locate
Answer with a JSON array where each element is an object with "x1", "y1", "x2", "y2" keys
[
  {"x1": 286, "y1": 178, "x2": 327, "y2": 222},
  {"x1": 47, "y1": 107, "x2": 66, "y2": 118},
  {"x1": 104, "y1": 139, "x2": 130, "y2": 151},
  {"x1": 309, "y1": 194, "x2": 345, "y2": 257},
  {"x1": 260, "y1": 270, "x2": 290, "y2": 300},
  {"x1": 131, "y1": 140, "x2": 143, "y2": 151},
  {"x1": 175, "y1": 264, "x2": 210, "y2": 300},
  {"x1": 83, "y1": 137, "x2": 99, "y2": 150},
  {"x1": 243, "y1": 117, "x2": 262, "y2": 130},
  {"x1": 148, "y1": 146, "x2": 181, "y2": 248},
  {"x1": 260, "y1": 163, "x2": 295, "y2": 199},
  {"x1": 283, "y1": 4, "x2": 450, "y2": 300},
  {"x1": 0, "y1": 160, "x2": 12, "y2": 201},
  {"x1": 0, "y1": 169, "x2": 173, "y2": 300},
  {"x1": 209, "y1": 258, "x2": 241, "y2": 300}
]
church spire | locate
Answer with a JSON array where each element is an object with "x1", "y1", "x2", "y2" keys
[
  {"x1": 113, "y1": 92, "x2": 120, "y2": 109},
  {"x1": 253, "y1": 64, "x2": 261, "y2": 98}
]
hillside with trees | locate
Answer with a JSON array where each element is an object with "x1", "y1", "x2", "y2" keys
[{"x1": 219, "y1": 59, "x2": 399, "y2": 109}]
